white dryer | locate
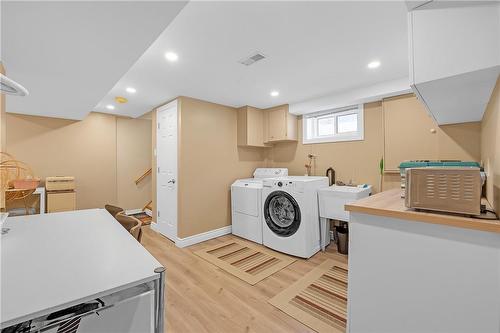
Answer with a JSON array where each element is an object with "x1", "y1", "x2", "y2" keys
[
  {"x1": 231, "y1": 168, "x2": 288, "y2": 244},
  {"x1": 262, "y1": 176, "x2": 328, "y2": 258}
]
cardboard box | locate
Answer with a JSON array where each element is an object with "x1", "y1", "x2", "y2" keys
[{"x1": 47, "y1": 191, "x2": 76, "y2": 213}]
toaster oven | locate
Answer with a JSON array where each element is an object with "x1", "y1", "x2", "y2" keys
[{"x1": 405, "y1": 167, "x2": 482, "y2": 215}]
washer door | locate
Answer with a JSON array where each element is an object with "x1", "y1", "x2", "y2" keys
[{"x1": 264, "y1": 190, "x2": 301, "y2": 237}]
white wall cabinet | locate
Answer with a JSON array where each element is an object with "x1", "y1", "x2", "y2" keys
[{"x1": 409, "y1": 4, "x2": 500, "y2": 124}]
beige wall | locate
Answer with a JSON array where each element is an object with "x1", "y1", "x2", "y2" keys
[
  {"x1": 481, "y1": 76, "x2": 500, "y2": 212},
  {"x1": 117, "y1": 117, "x2": 152, "y2": 210},
  {"x1": 177, "y1": 97, "x2": 266, "y2": 238},
  {"x1": 268, "y1": 96, "x2": 482, "y2": 194},
  {"x1": 153, "y1": 93, "x2": 483, "y2": 239},
  {"x1": 383, "y1": 95, "x2": 481, "y2": 172},
  {"x1": 5, "y1": 112, "x2": 151, "y2": 211}
]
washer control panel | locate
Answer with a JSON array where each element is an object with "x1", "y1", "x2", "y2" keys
[
  {"x1": 263, "y1": 179, "x2": 305, "y2": 193},
  {"x1": 253, "y1": 168, "x2": 288, "y2": 179}
]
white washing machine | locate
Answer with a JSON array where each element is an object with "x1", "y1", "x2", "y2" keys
[
  {"x1": 231, "y1": 168, "x2": 288, "y2": 244},
  {"x1": 262, "y1": 176, "x2": 328, "y2": 258}
]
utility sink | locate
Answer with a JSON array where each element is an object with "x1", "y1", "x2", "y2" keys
[{"x1": 318, "y1": 185, "x2": 372, "y2": 221}]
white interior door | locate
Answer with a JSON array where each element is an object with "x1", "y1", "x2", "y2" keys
[{"x1": 155, "y1": 100, "x2": 177, "y2": 242}]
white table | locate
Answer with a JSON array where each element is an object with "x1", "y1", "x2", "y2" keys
[{"x1": 0, "y1": 209, "x2": 165, "y2": 332}]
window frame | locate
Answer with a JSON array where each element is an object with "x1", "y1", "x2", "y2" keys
[{"x1": 302, "y1": 104, "x2": 364, "y2": 144}]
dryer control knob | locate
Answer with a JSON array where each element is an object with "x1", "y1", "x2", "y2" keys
[{"x1": 277, "y1": 181, "x2": 283, "y2": 187}]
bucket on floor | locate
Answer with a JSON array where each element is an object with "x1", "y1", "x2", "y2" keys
[{"x1": 336, "y1": 224, "x2": 348, "y2": 255}]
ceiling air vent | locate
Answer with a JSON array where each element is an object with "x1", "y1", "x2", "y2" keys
[{"x1": 239, "y1": 52, "x2": 266, "y2": 66}]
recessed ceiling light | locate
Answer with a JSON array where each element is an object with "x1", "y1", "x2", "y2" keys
[
  {"x1": 106, "y1": 104, "x2": 115, "y2": 110},
  {"x1": 270, "y1": 90, "x2": 279, "y2": 97},
  {"x1": 126, "y1": 87, "x2": 136, "y2": 94},
  {"x1": 367, "y1": 60, "x2": 381, "y2": 69},
  {"x1": 165, "y1": 51, "x2": 179, "y2": 62}
]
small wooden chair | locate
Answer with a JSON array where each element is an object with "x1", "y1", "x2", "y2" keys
[
  {"x1": 115, "y1": 212, "x2": 143, "y2": 243},
  {"x1": 104, "y1": 204, "x2": 124, "y2": 219}
]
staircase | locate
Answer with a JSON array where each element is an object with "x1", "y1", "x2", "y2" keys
[
  {"x1": 129, "y1": 169, "x2": 153, "y2": 225},
  {"x1": 143, "y1": 201, "x2": 152, "y2": 217}
]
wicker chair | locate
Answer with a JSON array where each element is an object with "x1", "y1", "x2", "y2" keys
[
  {"x1": 115, "y1": 212, "x2": 143, "y2": 243},
  {"x1": 104, "y1": 204, "x2": 124, "y2": 219}
]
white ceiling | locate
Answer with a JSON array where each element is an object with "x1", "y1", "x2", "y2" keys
[
  {"x1": 290, "y1": 77, "x2": 411, "y2": 115},
  {"x1": 2, "y1": 1, "x2": 410, "y2": 120},
  {"x1": 96, "y1": 1, "x2": 410, "y2": 118},
  {"x1": 1, "y1": 1, "x2": 187, "y2": 120}
]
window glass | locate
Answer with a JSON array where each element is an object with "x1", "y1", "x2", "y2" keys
[
  {"x1": 302, "y1": 104, "x2": 363, "y2": 144},
  {"x1": 337, "y1": 113, "x2": 358, "y2": 133},
  {"x1": 317, "y1": 116, "x2": 335, "y2": 136}
]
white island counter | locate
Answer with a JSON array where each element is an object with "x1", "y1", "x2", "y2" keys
[
  {"x1": 1, "y1": 209, "x2": 165, "y2": 332},
  {"x1": 345, "y1": 189, "x2": 500, "y2": 333}
]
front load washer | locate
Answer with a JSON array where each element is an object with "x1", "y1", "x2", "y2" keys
[
  {"x1": 231, "y1": 168, "x2": 288, "y2": 244},
  {"x1": 262, "y1": 176, "x2": 328, "y2": 258}
]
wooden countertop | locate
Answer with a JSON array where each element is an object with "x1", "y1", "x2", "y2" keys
[{"x1": 345, "y1": 189, "x2": 500, "y2": 234}]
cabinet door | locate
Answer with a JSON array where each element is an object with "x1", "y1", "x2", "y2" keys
[
  {"x1": 237, "y1": 106, "x2": 268, "y2": 147},
  {"x1": 246, "y1": 107, "x2": 266, "y2": 146},
  {"x1": 267, "y1": 106, "x2": 287, "y2": 141},
  {"x1": 383, "y1": 95, "x2": 438, "y2": 171}
]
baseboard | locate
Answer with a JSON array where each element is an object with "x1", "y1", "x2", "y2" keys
[{"x1": 175, "y1": 225, "x2": 232, "y2": 248}]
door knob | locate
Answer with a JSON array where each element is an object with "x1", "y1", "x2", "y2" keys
[{"x1": 168, "y1": 179, "x2": 176, "y2": 184}]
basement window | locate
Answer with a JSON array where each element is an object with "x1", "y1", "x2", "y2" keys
[{"x1": 303, "y1": 104, "x2": 364, "y2": 144}]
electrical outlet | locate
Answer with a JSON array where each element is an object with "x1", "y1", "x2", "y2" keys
[{"x1": 330, "y1": 230, "x2": 334, "y2": 240}]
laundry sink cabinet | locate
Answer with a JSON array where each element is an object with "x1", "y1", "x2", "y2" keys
[
  {"x1": 318, "y1": 185, "x2": 372, "y2": 222},
  {"x1": 317, "y1": 185, "x2": 372, "y2": 251}
]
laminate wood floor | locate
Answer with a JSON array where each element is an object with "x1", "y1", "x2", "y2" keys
[{"x1": 141, "y1": 226, "x2": 348, "y2": 333}]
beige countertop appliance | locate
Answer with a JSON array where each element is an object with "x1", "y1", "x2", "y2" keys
[
  {"x1": 405, "y1": 167, "x2": 482, "y2": 216},
  {"x1": 45, "y1": 176, "x2": 76, "y2": 213}
]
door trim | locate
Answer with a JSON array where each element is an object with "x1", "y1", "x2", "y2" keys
[{"x1": 155, "y1": 99, "x2": 178, "y2": 242}]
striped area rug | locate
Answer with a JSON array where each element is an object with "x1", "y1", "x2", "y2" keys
[
  {"x1": 194, "y1": 240, "x2": 296, "y2": 285},
  {"x1": 269, "y1": 259, "x2": 348, "y2": 333}
]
